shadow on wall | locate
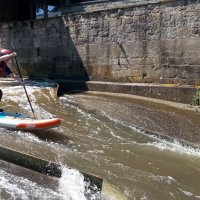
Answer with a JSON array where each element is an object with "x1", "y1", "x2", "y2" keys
[
  {"x1": 54, "y1": 16, "x2": 90, "y2": 95},
  {"x1": 9, "y1": 16, "x2": 90, "y2": 94},
  {"x1": 16, "y1": 17, "x2": 89, "y2": 94}
]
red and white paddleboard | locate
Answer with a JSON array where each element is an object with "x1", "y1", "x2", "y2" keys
[{"x1": 0, "y1": 112, "x2": 61, "y2": 130}]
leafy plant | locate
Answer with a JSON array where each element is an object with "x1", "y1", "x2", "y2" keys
[{"x1": 192, "y1": 89, "x2": 200, "y2": 106}]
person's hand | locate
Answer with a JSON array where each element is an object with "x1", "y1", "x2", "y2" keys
[
  {"x1": 12, "y1": 74, "x2": 22, "y2": 83},
  {"x1": 10, "y1": 52, "x2": 17, "y2": 58},
  {"x1": 15, "y1": 76, "x2": 22, "y2": 83}
]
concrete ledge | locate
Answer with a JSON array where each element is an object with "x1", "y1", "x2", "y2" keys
[
  {"x1": 1, "y1": 77, "x2": 198, "y2": 107},
  {"x1": 56, "y1": 80, "x2": 200, "y2": 104},
  {"x1": 0, "y1": 145, "x2": 103, "y2": 193},
  {"x1": 60, "y1": 0, "x2": 176, "y2": 15}
]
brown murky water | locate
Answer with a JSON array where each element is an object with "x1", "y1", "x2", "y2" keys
[{"x1": 0, "y1": 80, "x2": 200, "y2": 200}]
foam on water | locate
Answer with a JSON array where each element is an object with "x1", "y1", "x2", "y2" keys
[
  {"x1": 2, "y1": 81, "x2": 56, "y2": 118},
  {"x1": 0, "y1": 166, "x2": 101, "y2": 200},
  {"x1": 144, "y1": 140, "x2": 200, "y2": 157},
  {"x1": 59, "y1": 166, "x2": 102, "y2": 200},
  {"x1": 59, "y1": 167, "x2": 87, "y2": 200},
  {"x1": 59, "y1": 96, "x2": 101, "y2": 121},
  {"x1": 0, "y1": 169, "x2": 62, "y2": 200},
  {"x1": 178, "y1": 187, "x2": 200, "y2": 199},
  {"x1": 98, "y1": 111, "x2": 200, "y2": 158},
  {"x1": 0, "y1": 128, "x2": 77, "y2": 157}
]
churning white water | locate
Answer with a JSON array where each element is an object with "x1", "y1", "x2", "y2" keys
[{"x1": 0, "y1": 80, "x2": 199, "y2": 200}]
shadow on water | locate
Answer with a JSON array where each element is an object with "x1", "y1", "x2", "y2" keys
[
  {"x1": 22, "y1": 79, "x2": 59, "y2": 88},
  {"x1": 27, "y1": 129, "x2": 74, "y2": 147},
  {"x1": 57, "y1": 80, "x2": 89, "y2": 97}
]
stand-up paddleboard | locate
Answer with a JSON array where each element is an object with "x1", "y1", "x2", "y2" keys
[{"x1": 0, "y1": 112, "x2": 61, "y2": 130}]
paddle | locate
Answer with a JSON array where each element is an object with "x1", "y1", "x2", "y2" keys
[{"x1": 12, "y1": 57, "x2": 36, "y2": 118}]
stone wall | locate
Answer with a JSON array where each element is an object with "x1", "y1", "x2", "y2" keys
[{"x1": 0, "y1": 0, "x2": 200, "y2": 84}]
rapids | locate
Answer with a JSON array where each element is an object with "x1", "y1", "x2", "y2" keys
[{"x1": 0, "y1": 80, "x2": 199, "y2": 200}]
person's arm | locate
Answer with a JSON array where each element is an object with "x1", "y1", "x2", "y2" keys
[{"x1": 0, "y1": 52, "x2": 17, "y2": 62}]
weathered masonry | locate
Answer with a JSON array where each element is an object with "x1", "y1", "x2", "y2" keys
[{"x1": 0, "y1": 0, "x2": 200, "y2": 85}]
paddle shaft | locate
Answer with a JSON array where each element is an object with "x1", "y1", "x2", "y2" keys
[{"x1": 13, "y1": 57, "x2": 36, "y2": 117}]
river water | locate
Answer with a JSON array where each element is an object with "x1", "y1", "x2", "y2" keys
[{"x1": 0, "y1": 80, "x2": 200, "y2": 200}]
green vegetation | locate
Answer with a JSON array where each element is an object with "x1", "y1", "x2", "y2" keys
[{"x1": 192, "y1": 89, "x2": 200, "y2": 106}]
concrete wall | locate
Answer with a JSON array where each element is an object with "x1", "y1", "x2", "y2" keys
[{"x1": 0, "y1": 0, "x2": 200, "y2": 84}]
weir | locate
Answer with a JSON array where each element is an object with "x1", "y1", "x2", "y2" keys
[
  {"x1": 0, "y1": 145, "x2": 103, "y2": 194},
  {"x1": 0, "y1": 79, "x2": 199, "y2": 199}
]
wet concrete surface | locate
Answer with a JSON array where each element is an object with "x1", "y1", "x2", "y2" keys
[
  {"x1": 68, "y1": 91, "x2": 200, "y2": 148},
  {"x1": 57, "y1": 80, "x2": 200, "y2": 104}
]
